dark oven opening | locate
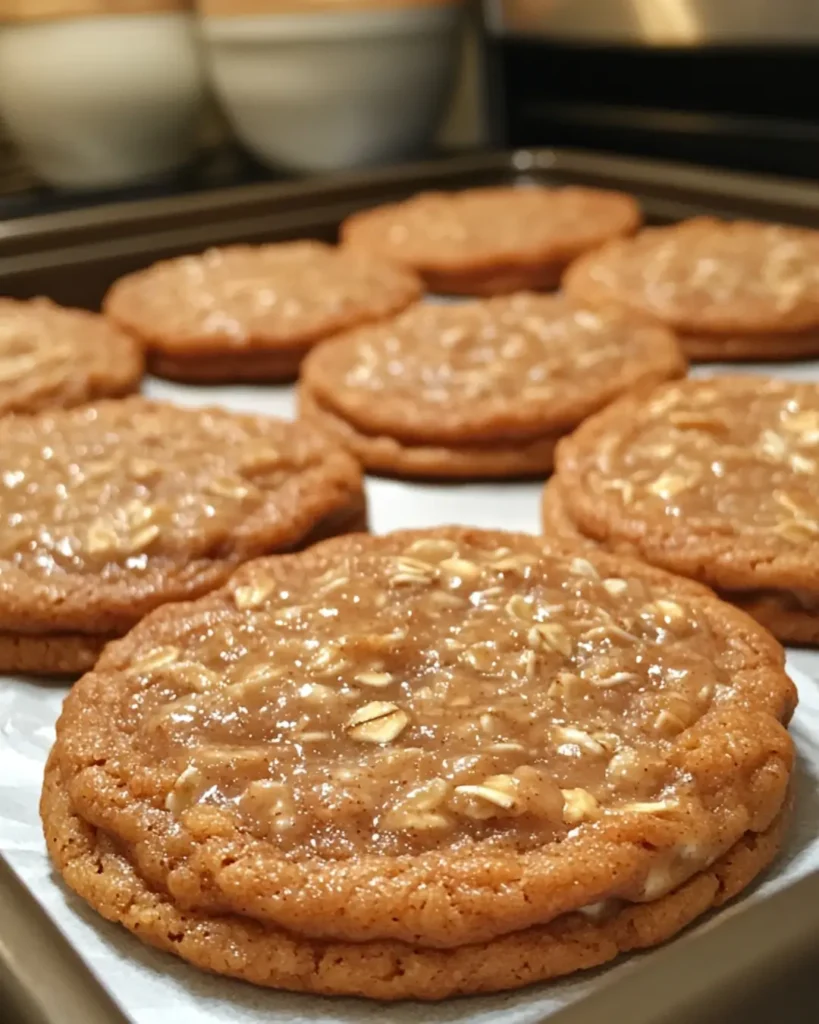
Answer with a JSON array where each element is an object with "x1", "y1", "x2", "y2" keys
[{"x1": 486, "y1": 40, "x2": 819, "y2": 179}]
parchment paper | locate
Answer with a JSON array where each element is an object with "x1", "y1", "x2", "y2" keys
[{"x1": 1, "y1": 362, "x2": 818, "y2": 1024}]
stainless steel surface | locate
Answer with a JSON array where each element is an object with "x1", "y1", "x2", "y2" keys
[
  {"x1": 487, "y1": 0, "x2": 819, "y2": 44},
  {"x1": 0, "y1": 858, "x2": 128, "y2": 1024}
]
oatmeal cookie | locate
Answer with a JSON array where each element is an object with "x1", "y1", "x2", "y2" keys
[
  {"x1": 550, "y1": 376, "x2": 819, "y2": 644},
  {"x1": 543, "y1": 480, "x2": 819, "y2": 647},
  {"x1": 542, "y1": 478, "x2": 592, "y2": 546},
  {"x1": 42, "y1": 761, "x2": 787, "y2": 1001},
  {"x1": 0, "y1": 297, "x2": 143, "y2": 414},
  {"x1": 563, "y1": 218, "x2": 819, "y2": 361},
  {"x1": 0, "y1": 397, "x2": 365, "y2": 674},
  {"x1": 299, "y1": 294, "x2": 685, "y2": 478},
  {"x1": 341, "y1": 186, "x2": 641, "y2": 296},
  {"x1": 103, "y1": 241, "x2": 422, "y2": 383},
  {"x1": 43, "y1": 528, "x2": 794, "y2": 998}
]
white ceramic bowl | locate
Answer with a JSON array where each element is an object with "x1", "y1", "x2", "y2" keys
[
  {"x1": 200, "y1": 4, "x2": 462, "y2": 173},
  {"x1": 0, "y1": 13, "x2": 206, "y2": 189}
]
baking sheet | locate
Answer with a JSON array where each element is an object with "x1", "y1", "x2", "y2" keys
[{"x1": 1, "y1": 363, "x2": 819, "y2": 1024}]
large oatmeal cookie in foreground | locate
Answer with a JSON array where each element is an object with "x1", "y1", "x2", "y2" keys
[
  {"x1": 43, "y1": 528, "x2": 795, "y2": 999},
  {"x1": 0, "y1": 398, "x2": 365, "y2": 674},
  {"x1": 551, "y1": 376, "x2": 819, "y2": 644}
]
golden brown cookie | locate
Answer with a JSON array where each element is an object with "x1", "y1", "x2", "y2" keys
[
  {"x1": 550, "y1": 376, "x2": 819, "y2": 644},
  {"x1": 103, "y1": 241, "x2": 422, "y2": 383},
  {"x1": 0, "y1": 397, "x2": 365, "y2": 674},
  {"x1": 341, "y1": 186, "x2": 641, "y2": 296},
  {"x1": 42, "y1": 760, "x2": 787, "y2": 1001},
  {"x1": 563, "y1": 218, "x2": 819, "y2": 362},
  {"x1": 299, "y1": 295, "x2": 686, "y2": 479},
  {"x1": 542, "y1": 477, "x2": 592, "y2": 546},
  {"x1": 0, "y1": 297, "x2": 143, "y2": 414},
  {"x1": 544, "y1": 476, "x2": 819, "y2": 647},
  {"x1": 43, "y1": 527, "x2": 795, "y2": 998}
]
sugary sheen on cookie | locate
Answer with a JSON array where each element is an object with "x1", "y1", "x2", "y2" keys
[
  {"x1": 0, "y1": 297, "x2": 143, "y2": 414},
  {"x1": 341, "y1": 186, "x2": 641, "y2": 296},
  {"x1": 0, "y1": 397, "x2": 365, "y2": 674},
  {"x1": 564, "y1": 217, "x2": 819, "y2": 361},
  {"x1": 103, "y1": 241, "x2": 422, "y2": 383},
  {"x1": 299, "y1": 294, "x2": 685, "y2": 478},
  {"x1": 548, "y1": 375, "x2": 819, "y2": 643},
  {"x1": 43, "y1": 528, "x2": 794, "y2": 999}
]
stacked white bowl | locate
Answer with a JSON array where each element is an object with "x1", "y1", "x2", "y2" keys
[
  {"x1": 0, "y1": 0, "x2": 206, "y2": 189},
  {"x1": 0, "y1": 0, "x2": 462, "y2": 188},
  {"x1": 196, "y1": 0, "x2": 463, "y2": 173}
]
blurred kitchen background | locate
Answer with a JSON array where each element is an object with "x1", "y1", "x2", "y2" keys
[{"x1": 0, "y1": 0, "x2": 818, "y2": 216}]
